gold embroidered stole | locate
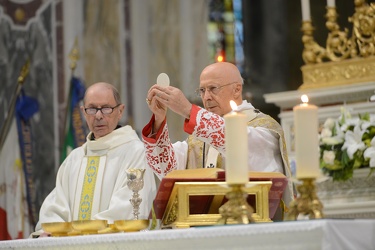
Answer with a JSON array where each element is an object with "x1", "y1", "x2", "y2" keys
[
  {"x1": 73, "y1": 155, "x2": 106, "y2": 221},
  {"x1": 186, "y1": 136, "x2": 223, "y2": 169},
  {"x1": 78, "y1": 156, "x2": 100, "y2": 220},
  {"x1": 186, "y1": 136, "x2": 205, "y2": 169}
]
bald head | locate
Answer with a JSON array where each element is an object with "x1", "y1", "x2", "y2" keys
[
  {"x1": 201, "y1": 62, "x2": 243, "y2": 86},
  {"x1": 84, "y1": 82, "x2": 121, "y2": 105},
  {"x1": 199, "y1": 62, "x2": 243, "y2": 116}
]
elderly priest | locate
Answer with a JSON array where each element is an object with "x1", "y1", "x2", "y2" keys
[
  {"x1": 33, "y1": 82, "x2": 156, "y2": 237},
  {"x1": 142, "y1": 62, "x2": 294, "y2": 220}
]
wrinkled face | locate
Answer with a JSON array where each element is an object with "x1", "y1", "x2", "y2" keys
[
  {"x1": 81, "y1": 85, "x2": 124, "y2": 139},
  {"x1": 198, "y1": 64, "x2": 242, "y2": 117}
]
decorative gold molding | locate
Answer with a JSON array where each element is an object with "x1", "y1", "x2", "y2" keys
[
  {"x1": 300, "y1": 56, "x2": 375, "y2": 89},
  {"x1": 299, "y1": 1, "x2": 375, "y2": 90}
]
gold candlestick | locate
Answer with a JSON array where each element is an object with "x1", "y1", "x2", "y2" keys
[
  {"x1": 217, "y1": 184, "x2": 255, "y2": 225},
  {"x1": 301, "y1": 20, "x2": 326, "y2": 65},
  {"x1": 285, "y1": 178, "x2": 324, "y2": 220},
  {"x1": 126, "y1": 169, "x2": 145, "y2": 220},
  {"x1": 325, "y1": 6, "x2": 353, "y2": 61}
]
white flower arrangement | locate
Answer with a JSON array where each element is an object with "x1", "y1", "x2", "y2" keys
[{"x1": 319, "y1": 107, "x2": 375, "y2": 181}]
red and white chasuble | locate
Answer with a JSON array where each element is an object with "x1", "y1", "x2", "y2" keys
[{"x1": 142, "y1": 101, "x2": 294, "y2": 209}]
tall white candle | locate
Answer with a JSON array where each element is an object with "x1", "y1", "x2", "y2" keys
[
  {"x1": 327, "y1": 0, "x2": 335, "y2": 7},
  {"x1": 293, "y1": 95, "x2": 320, "y2": 178},
  {"x1": 301, "y1": 0, "x2": 311, "y2": 21},
  {"x1": 224, "y1": 101, "x2": 248, "y2": 184}
]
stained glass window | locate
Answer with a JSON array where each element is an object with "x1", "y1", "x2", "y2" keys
[{"x1": 207, "y1": 0, "x2": 244, "y2": 73}]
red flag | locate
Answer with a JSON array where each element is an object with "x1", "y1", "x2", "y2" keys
[{"x1": 0, "y1": 119, "x2": 32, "y2": 240}]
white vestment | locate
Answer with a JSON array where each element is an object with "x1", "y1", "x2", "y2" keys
[{"x1": 35, "y1": 126, "x2": 156, "y2": 232}]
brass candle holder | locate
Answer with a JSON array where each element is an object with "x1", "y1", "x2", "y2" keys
[
  {"x1": 285, "y1": 178, "x2": 324, "y2": 220},
  {"x1": 217, "y1": 184, "x2": 255, "y2": 225}
]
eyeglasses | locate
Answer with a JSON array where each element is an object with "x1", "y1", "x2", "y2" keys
[
  {"x1": 194, "y1": 82, "x2": 237, "y2": 98},
  {"x1": 84, "y1": 104, "x2": 121, "y2": 115}
]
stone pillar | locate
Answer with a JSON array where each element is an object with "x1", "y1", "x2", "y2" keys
[{"x1": 130, "y1": 0, "x2": 208, "y2": 140}]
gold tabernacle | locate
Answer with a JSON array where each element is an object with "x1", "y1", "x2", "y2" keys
[{"x1": 161, "y1": 181, "x2": 272, "y2": 228}]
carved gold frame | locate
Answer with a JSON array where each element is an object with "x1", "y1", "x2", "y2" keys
[{"x1": 161, "y1": 181, "x2": 272, "y2": 229}]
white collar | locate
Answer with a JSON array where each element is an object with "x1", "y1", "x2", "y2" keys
[
  {"x1": 84, "y1": 125, "x2": 139, "y2": 151},
  {"x1": 236, "y1": 100, "x2": 255, "y2": 112}
]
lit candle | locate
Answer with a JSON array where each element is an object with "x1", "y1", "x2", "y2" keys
[
  {"x1": 293, "y1": 95, "x2": 320, "y2": 178},
  {"x1": 301, "y1": 0, "x2": 311, "y2": 21},
  {"x1": 224, "y1": 101, "x2": 248, "y2": 184},
  {"x1": 327, "y1": 0, "x2": 335, "y2": 7}
]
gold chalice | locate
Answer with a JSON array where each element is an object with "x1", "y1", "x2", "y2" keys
[
  {"x1": 98, "y1": 224, "x2": 120, "y2": 234},
  {"x1": 114, "y1": 219, "x2": 149, "y2": 232},
  {"x1": 41, "y1": 222, "x2": 72, "y2": 237},
  {"x1": 71, "y1": 220, "x2": 108, "y2": 235}
]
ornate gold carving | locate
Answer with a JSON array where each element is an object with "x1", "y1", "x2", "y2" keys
[
  {"x1": 285, "y1": 178, "x2": 324, "y2": 220},
  {"x1": 300, "y1": 1, "x2": 375, "y2": 89},
  {"x1": 217, "y1": 184, "x2": 255, "y2": 225},
  {"x1": 300, "y1": 56, "x2": 375, "y2": 89},
  {"x1": 164, "y1": 197, "x2": 178, "y2": 225}
]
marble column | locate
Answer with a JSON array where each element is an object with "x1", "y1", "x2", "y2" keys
[{"x1": 131, "y1": 0, "x2": 208, "y2": 140}]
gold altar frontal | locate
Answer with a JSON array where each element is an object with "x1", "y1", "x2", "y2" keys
[{"x1": 161, "y1": 181, "x2": 272, "y2": 229}]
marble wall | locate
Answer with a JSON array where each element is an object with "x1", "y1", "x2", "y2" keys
[
  {"x1": 135, "y1": 0, "x2": 209, "y2": 141},
  {"x1": 82, "y1": 0, "x2": 122, "y2": 91},
  {"x1": 80, "y1": 0, "x2": 209, "y2": 141}
]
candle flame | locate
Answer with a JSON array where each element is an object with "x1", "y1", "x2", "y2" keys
[
  {"x1": 301, "y1": 94, "x2": 309, "y2": 103},
  {"x1": 230, "y1": 100, "x2": 238, "y2": 111}
]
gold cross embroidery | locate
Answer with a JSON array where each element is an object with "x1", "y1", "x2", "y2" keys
[{"x1": 78, "y1": 156, "x2": 100, "y2": 220}]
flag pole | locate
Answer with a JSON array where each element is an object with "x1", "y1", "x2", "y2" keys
[
  {"x1": 60, "y1": 38, "x2": 79, "y2": 154},
  {"x1": 69, "y1": 37, "x2": 79, "y2": 74},
  {"x1": 0, "y1": 60, "x2": 30, "y2": 152}
]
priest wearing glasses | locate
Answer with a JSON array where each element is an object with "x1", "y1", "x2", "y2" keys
[
  {"x1": 34, "y1": 82, "x2": 156, "y2": 237},
  {"x1": 142, "y1": 62, "x2": 294, "y2": 219}
]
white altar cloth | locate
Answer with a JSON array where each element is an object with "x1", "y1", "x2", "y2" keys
[{"x1": 0, "y1": 219, "x2": 374, "y2": 250}]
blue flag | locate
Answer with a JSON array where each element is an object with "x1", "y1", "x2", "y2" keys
[
  {"x1": 15, "y1": 90, "x2": 39, "y2": 229},
  {"x1": 61, "y1": 76, "x2": 87, "y2": 163}
]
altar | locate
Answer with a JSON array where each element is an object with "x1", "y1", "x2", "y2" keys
[
  {"x1": 0, "y1": 219, "x2": 374, "y2": 250},
  {"x1": 264, "y1": 81, "x2": 375, "y2": 220},
  {"x1": 263, "y1": 0, "x2": 375, "y2": 220}
]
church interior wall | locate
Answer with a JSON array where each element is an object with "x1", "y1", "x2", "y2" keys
[{"x1": 0, "y1": 0, "x2": 365, "y2": 226}]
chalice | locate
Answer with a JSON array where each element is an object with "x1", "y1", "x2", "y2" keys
[{"x1": 126, "y1": 168, "x2": 145, "y2": 220}]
